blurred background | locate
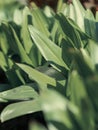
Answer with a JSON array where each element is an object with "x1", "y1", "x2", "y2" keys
[
  {"x1": 26, "y1": 0, "x2": 98, "y2": 14},
  {"x1": 15, "y1": 0, "x2": 98, "y2": 8},
  {"x1": 27, "y1": 0, "x2": 98, "y2": 8}
]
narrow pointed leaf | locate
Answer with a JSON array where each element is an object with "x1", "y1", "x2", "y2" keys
[
  {"x1": 31, "y1": 7, "x2": 50, "y2": 37},
  {"x1": 21, "y1": 7, "x2": 33, "y2": 54},
  {"x1": 72, "y1": 0, "x2": 85, "y2": 31},
  {"x1": 11, "y1": 27, "x2": 34, "y2": 66},
  {"x1": 17, "y1": 63, "x2": 56, "y2": 90},
  {"x1": 29, "y1": 26, "x2": 69, "y2": 72}
]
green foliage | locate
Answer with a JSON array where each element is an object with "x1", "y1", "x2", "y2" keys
[
  {"x1": 58, "y1": 0, "x2": 98, "y2": 42},
  {"x1": 0, "y1": 0, "x2": 98, "y2": 130}
]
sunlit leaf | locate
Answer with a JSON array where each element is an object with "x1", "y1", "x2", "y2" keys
[
  {"x1": 31, "y1": 7, "x2": 50, "y2": 37},
  {"x1": 0, "y1": 84, "x2": 38, "y2": 101},
  {"x1": 29, "y1": 25, "x2": 69, "y2": 73},
  {"x1": 17, "y1": 63, "x2": 56, "y2": 91},
  {"x1": 1, "y1": 99, "x2": 41, "y2": 122}
]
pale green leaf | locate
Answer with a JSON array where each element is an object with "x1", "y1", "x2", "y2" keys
[
  {"x1": 87, "y1": 39, "x2": 98, "y2": 65},
  {"x1": 0, "y1": 51, "x2": 8, "y2": 71},
  {"x1": 72, "y1": 0, "x2": 85, "y2": 31},
  {"x1": 17, "y1": 63, "x2": 56, "y2": 90},
  {"x1": 0, "y1": 85, "x2": 38, "y2": 101},
  {"x1": 1, "y1": 99, "x2": 41, "y2": 122},
  {"x1": 0, "y1": 31, "x2": 9, "y2": 54},
  {"x1": 21, "y1": 7, "x2": 32, "y2": 54},
  {"x1": 96, "y1": 12, "x2": 98, "y2": 22},
  {"x1": 56, "y1": 0, "x2": 64, "y2": 12},
  {"x1": 29, "y1": 25, "x2": 69, "y2": 72},
  {"x1": 13, "y1": 9, "x2": 22, "y2": 25},
  {"x1": 31, "y1": 7, "x2": 50, "y2": 37},
  {"x1": 21, "y1": 7, "x2": 41, "y2": 67}
]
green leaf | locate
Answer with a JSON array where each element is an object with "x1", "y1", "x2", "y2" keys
[
  {"x1": 40, "y1": 90, "x2": 79, "y2": 130},
  {"x1": 29, "y1": 122, "x2": 47, "y2": 130},
  {"x1": 50, "y1": 19, "x2": 64, "y2": 46},
  {"x1": 0, "y1": 31, "x2": 9, "y2": 55},
  {"x1": 87, "y1": 39, "x2": 98, "y2": 65},
  {"x1": 17, "y1": 63, "x2": 56, "y2": 91},
  {"x1": 73, "y1": 0, "x2": 85, "y2": 14},
  {"x1": 47, "y1": 123, "x2": 58, "y2": 130},
  {"x1": 67, "y1": 69, "x2": 92, "y2": 106},
  {"x1": 21, "y1": 7, "x2": 33, "y2": 54},
  {"x1": 5, "y1": 68, "x2": 25, "y2": 86},
  {"x1": 31, "y1": 7, "x2": 50, "y2": 37},
  {"x1": 61, "y1": 37, "x2": 76, "y2": 67},
  {"x1": 84, "y1": 10, "x2": 98, "y2": 41},
  {"x1": 56, "y1": 0, "x2": 64, "y2": 12},
  {"x1": 0, "y1": 51, "x2": 13, "y2": 71},
  {"x1": 59, "y1": 0, "x2": 85, "y2": 31},
  {"x1": 11, "y1": 26, "x2": 34, "y2": 66},
  {"x1": 72, "y1": 0, "x2": 85, "y2": 31},
  {"x1": 55, "y1": 14, "x2": 86, "y2": 48},
  {"x1": 43, "y1": 6, "x2": 54, "y2": 18},
  {"x1": 84, "y1": 73, "x2": 98, "y2": 121},
  {"x1": 74, "y1": 48, "x2": 95, "y2": 78},
  {"x1": 0, "y1": 51, "x2": 25, "y2": 86},
  {"x1": 0, "y1": 99, "x2": 41, "y2": 122},
  {"x1": 21, "y1": 7, "x2": 41, "y2": 67},
  {"x1": 0, "y1": 84, "x2": 38, "y2": 102},
  {"x1": 72, "y1": 49, "x2": 98, "y2": 120},
  {"x1": 66, "y1": 4, "x2": 76, "y2": 22},
  {"x1": 67, "y1": 70, "x2": 95, "y2": 130},
  {"x1": 29, "y1": 25, "x2": 69, "y2": 72},
  {"x1": 36, "y1": 65, "x2": 66, "y2": 86},
  {"x1": 85, "y1": 9, "x2": 95, "y2": 21},
  {"x1": 13, "y1": 9, "x2": 22, "y2": 25},
  {"x1": 0, "y1": 22, "x2": 14, "y2": 54},
  {"x1": 96, "y1": 11, "x2": 98, "y2": 21},
  {"x1": 0, "y1": 0, "x2": 21, "y2": 21},
  {"x1": 84, "y1": 19, "x2": 97, "y2": 41},
  {"x1": 0, "y1": 51, "x2": 8, "y2": 71}
]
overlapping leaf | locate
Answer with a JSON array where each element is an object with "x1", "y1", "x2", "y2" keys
[
  {"x1": 17, "y1": 63, "x2": 56, "y2": 91},
  {"x1": 0, "y1": 99, "x2": 41, "y2": 122},
  {"x1": 29, "y1": 25, "x2": 69, "y2": 73},
  {"x1": 0, "y1": 84, "x2": 38, "y2": 102}
]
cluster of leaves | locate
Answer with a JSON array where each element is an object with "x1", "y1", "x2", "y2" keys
[{"x1": 0, "y1": 0, "x2": 98, "y2": 129}]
